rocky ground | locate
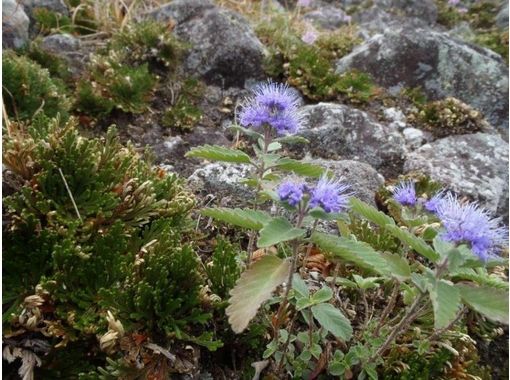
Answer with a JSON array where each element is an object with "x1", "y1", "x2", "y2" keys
[
  {"x1": 4, "y1": 0, "x2": 508, "y2": 222},
  {"x1": 2, "y1": 0, "x2": 509, "y2": 378}
]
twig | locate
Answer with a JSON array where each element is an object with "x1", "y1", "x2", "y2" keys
[
  {"x1": 373, "y1": 282, "x2": 400, "y2": 337},
  {"x1": 58, "y1": 168, "x2": 82, "y2": 222},
  {"x1": 429, "y1": 307, "x2": 466, "y2": 342}
]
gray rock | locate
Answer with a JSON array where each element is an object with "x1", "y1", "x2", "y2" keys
[
  {"x1": 41, "y1": 33, "x2": 79, "y2": 51},
  {"x1": 403, "y1": 127, "x2": 428, "y2": 149},
  {"x1": 303, "y1": 5, "x2": 350, "y2": 30},
  {"x1": 304, "y1": 158, "x2": 384, "y2": 205},
  {"x1": 404, "y1": 133, "x2": 509, "y2": 217},
  {"x1": 3, "y1": 0, "x2": 29, "y2": 49},
  {"x1": 294, "y1": 103, "x2": 406, "y2": 178},
  {"x1": 145, "y1": 0, "x2": 265, "y2": 87},
  {"x1": 496, "y1": 2, "x2": 509, "y2": 29},
  {"x1": 187, "y1": 163, "x2": 253, "y2": 206},
  {"x1": 21, "y1": 0, "x2": 68, "y2": 16},
  {"x1": 336, "y1": 26, "x2": 509, "y2": 133}
]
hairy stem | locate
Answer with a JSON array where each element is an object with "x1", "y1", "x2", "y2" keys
[{"x1": 374, "y1": 282, "x2": 400, "y2": 337}]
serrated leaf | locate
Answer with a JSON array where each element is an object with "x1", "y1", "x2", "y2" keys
[
  {"x1": 311, "y1": 303, "x2": 352, "y2": 341},
  {"x1": 311, "y1": 286, "x2": 333, "y2": 304},
  {"x1": 380, "y1": 252, "x2": 411, "y2": 280},
  {"x1": 429, "y1": 280, "x2": 461, "y2": 329},
  {"x1": 185, "y1": 144, "x2": 251, "y2": 164},
  {"x1": 311, "y1": 232, "x2": 389, "y2": 274},
  {"x1": 385, "y1": 224, "x2": 439, "y2": 263},
  {"x1": 201, "y1": 208, "x2": 271, "y2": 231},
  {"x1": 228, "y1": 124, "x2": 263, "y2": 140},
  {"x1": 257, "y1": 217, "x2": 305, "y2": 248},
  {"x1": 275, "y1": 135, "x2": 309, "y2": 144},
  {"x1": 293, "y1": 274, "x2": 309, "y2": 298},
  {"x1": 450, "y1": 268, "x2": 509, "y2": 290},
  {"x1": 274, "y1": 158, "x2": 325, "y2": 178},
  {"x1": 349, "y1": 198, "x2": 395, "y2": 226},
  {"x1": 456, "y1": 284, "x2": 509, "y2": 324},
  {"x1": 227, "y1": 255, "x2": 291, "y2": 333}
]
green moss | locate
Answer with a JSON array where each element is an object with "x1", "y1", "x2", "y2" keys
[
  {"x1": 256, "y1": 18, "x2": 373, "y2": 102},
  {"x1": 162, "y1": 78, "x2": 203, "y2": 132},
  {"x1": 2, "y1": 51, "x2": 72, "y2": 121},
  {"x1": 435, "y1": 0, "x2": 466, "y2": 28},
  {"x1": 408, "y1": 97, "x2": 489, "y2": 138},
  {"x1": 474, "y1": 28, "x2": 509, "y2": 64},
  {"x1": 205, "y1": 237, "x2": 242, "y2": 299},
  {"x1": 23, "y1": 40, "x2": 73, "y2": 82},
  {"x1": 33, "y1": 5, "x2": 97, "y2": 35},
  {"x1": 109, "y1": 20, "x2": 187, "y2": 69},
  {"x1": 3, "y1": 115, "x2": 219, "y2": 377}
]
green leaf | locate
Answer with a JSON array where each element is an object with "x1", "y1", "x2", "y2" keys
[
  {"x1": 267, "y1": 142, "x2": 282, "y2": 152},
  {"x1": 428, "y1": 280, "x2": 461, "y2": 329},
  {"x1": 380, "y1": 252, "x2": 411, "y2": 280},
  {"x1": 349, "y1": 198, "x2": 395, "y2": 226},
  {"x1": 274, "y1": 158, "x2": 325, "y2": 178},
  {"x1": 257, "y1": 217, "x2": 305, "y2": 248},
  {"x1": 292, "y1": 274, "x2": 309, "y2": 298},
  {"x1": 311, "y1": 303, "x2": 352, "y2": 341},
  {"x1": 201, "y1": 208, "x2": 271, "y2": 231},
  {"x1": 456, "y1": 284, "x2": 509, "y2": 324},
  {"x1": 385, "y1": 224, "x2": 439, "y2": 262},
  {"x1": 311, "y1": 232, "x2": 389, "y2": 274},
  {"x1": 352, "y1": 274, "x2": 380, "y2": 290},
  {"x1": 185, "y1": 144, "x2": 251, "y2": 164},
  {"x1": 275, "y1": 135, "x2": 309, "y2": 144},
  {"x1": 227, "y1": 255, "x2": 291, "y2": 333},
  {"x1": 228, "y1": 124, "x2": 263, "y2": 140},
  {"x1": 296, "y1": 297, "x2": 315, "y2": 311},
  {"x1": 311, "y1": 286, "x2": 333, "y2": 304}
]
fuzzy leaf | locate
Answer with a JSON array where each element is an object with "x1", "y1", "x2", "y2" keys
[
  {"x1": 292, "y1": 274, "x2": 309, "y2": 298},
  {"x1": 185, "y1": 144, "x2": 251, "y2": 164},
  {"x1": 385, "y1": 224, "x2": 439, "y2": 263},
  {"x1": 274, "y1": 158, "x2": 325, "y2": 178},
  {"x1": 456, "y1": 284, "x2": 509, "y2": 324},
  {"x1": 380, "y1": 252, "x2": 411, "y2": 280},
  {"x1": 257, "y1": 217, "x2": 305, "y2": 248},
  {"x1": 311, "y1": 286, "x2": 334, "y2": 304},
  {"x1": 201, "y1": 208, "x2": 272, "y2": 231},
  {"x1": 429, "y1": 280, "x2": 461, "y2": 329},
  {"x1": 275, "y1": 135, "x2": 309, "y2": 144},
  {"x1": 311, "y1": 303, "x2": 352, "y2": 341},
  {"x1": 311, "y1": 232, "x2": 389, "y2": 274},
  {"x1": 349, "y1": 198, "x2": 395, "y2": 227},
  {"x1": 226, "y1": 255, "x2": 291, "y2": 333}
]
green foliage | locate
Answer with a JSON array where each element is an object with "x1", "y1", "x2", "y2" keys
[
  {"x1": 186, "y1": 144, "x2": 252, "y2": 164},
  {"x1": 3, "y1": 115, "x2": 215, "y2": 377},
  {"x1": 162, "y1": 78, "x2": 203, "y2": 132},
  {"x1": 75, "y1": 20, "x2": 187, "y2": 117},
  {"x1": 408, "y1": 97, "x2": 490, "y2": 138},
  {"x1": 257, "y1": 217, "x2": 305, "y2": 248},
  {"x1": 200, "y1": 208, "x2": 272, "y2": 230},
  {"x1": 256, "y1": 18, "x2": 373, "y2": 102},
  {"x1": 205, "y1": 238, "x2": 242, "y2": 299},
  {"x1": 109, "y1": 20, "x2": 187, "y2": 68},
  {"x1": 226, "y1": 255, "x2": 291, "y2": 333},
  {"x1": 32, "y1": 7, "x2": 74, "y2": 34},
  {"x1": 2, "y1": 51, "x2": 72, "y2": 120},
  {"x1": 76, "y1": 51, "x2": 156, "y2": 115},
  {"x1": 23, "y1": 40, "x2": 73, "y2": 82},
  {"x1": 474, "y1": 28, "x2": 509, "y2": 64}
]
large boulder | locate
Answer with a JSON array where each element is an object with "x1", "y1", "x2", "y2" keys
[
  {"x1": 404, "y1": 133, "x2": 509, "y2": 219},
  {"x1": 145, "y1": 0, "x2": 265, "y2": 87},
  {"x1": 293, "y1": 103, "x2": 406, "y2": 178},
  {"x1": 336, "y1": 26, "x2": 509, "y2": 133},
  {"x1": 3, "y1": 0, "x2": 30, "y2": 49}
]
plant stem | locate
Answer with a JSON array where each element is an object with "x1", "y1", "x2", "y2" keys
[
  {"x1": 368, "y1": 292, "x2": 425, "y2": 363},
  {"x1": 373, "y1": 282, "x2": 400, "y2": 337},
  {"x1": 302, "y1": 219, "x2": 319, "y2": 269},
  {"x1": 247, "y1": 126, "x2": 272, "y2": 264}
]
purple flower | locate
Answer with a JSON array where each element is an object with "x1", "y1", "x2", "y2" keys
[
  {"x1": 301, "y1": 28, "x2": 319, "y2": 45},
  {"x1": 239, "y1": 82, "x2": 302, "y2": 135},
  {"x1": 424, "y1": 190, "x2": 447, "y2": 213},
  {"x1": 392, "y1": 181, "x2": 417, "y2": 206},
  {"x1": 448, "y1": 0, "x2": 460, "y2": 5},
  {"x1": 309, "y1": 176, "x2": 351, "y2": 213},
  {"x1": 278, "y1": 180, "x2": 306, "y2": 206},
  {"x1": 436, "y1": 194, "x2": 508, "y2": 261}
]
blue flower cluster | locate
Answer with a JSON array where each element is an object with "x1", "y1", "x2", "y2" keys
[
  {"x1": 277, "y1": 176, "x2": 351, "y2": 213},
  {"x1": 392, "y1": 181, "x2": 508, "y2": 261},
  {"x1": 435, "y1": 194, "x2": 508, "y2": 262},
  {"x1": 239, "y1": 82, "x2": 302, "y2": 136}
]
